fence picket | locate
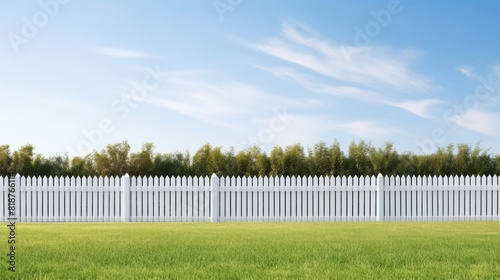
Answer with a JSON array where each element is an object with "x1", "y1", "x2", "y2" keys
[
  {"x1": 96, "y1": 177, "x2": 102, "y2": 222},
  {"x1": 485, "y1": 175, "x2": 491, "y2": 221},
  {"x1": 481, "y1": 175, "x2": 487, "y2": 221},
  {"x1": 318, "y1": 176, "x2": 325, "y2": 222},
  {"x1": 271, "y1": 177, "x2": 278, "y2": 222},
  {"x1": 492, "y1": 175, "x2": 498, "y2": 221},
  {"x1": 285, "y1": 176, "x2": 291, "y2": 222},
  {"x1": 136, "y1": 176, "x2": 143, "y2": 222},
  {"x1": 81, "y1": 177, "x2": 87, "y2": 222},
  {"x1": 230, "y1": 176, "x2": 236, "y2": 222},
  {"x1": 167, "y1": 176, "x2": 174, "y2": 222},
  {"x1": 263, "y1": 176, "x2": 269, "y2": 222}
]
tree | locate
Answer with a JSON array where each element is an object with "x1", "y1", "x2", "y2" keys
[
  {"x1": 495, "y1": 155, "x2": 500, "y2": 175},
  {"x1": 345, "y1": 141, "x2": 373, "y2": 176},
  {"x1": 2, "y1": 140, "x2": 500, "y2": 177},
  {"x1": 307, "y1": 141, "x2": 332, "y2": 176},
  {"x1": 395, "y1": 152, "x2": 418, "y2": 176},
  {"x1": 153, "y1": 151, "x2": 191, "y2": 177},
  {"x1": 70, "y1": 155, "x2": 96, "y2": 177},
  {"x1": 94, "y1": 141, "x2": 130, "y2": 176},
  {"x1": 235, "y1": 150, "x2": 252, "y2": 176},
  {"x1": 269, "y1": 146, "x2": 285, "y2": 176},
  {"x1": 191, "y1": 143, "x2": 212, "y2": 176},
  {"x1": 330, "y1": 140, "x2": 345, "y2": 176},
  {"x1": 224, "y1": 148, "x2": 239, "y2": 177},
  {"x1": 235, "y1": 146, "x2": 270, "y2": 177},
  {"x1": 191, "y1": 143, "x2": 227, "y2": 176},
  {"x1": 209, "y1": 146, "x2": 227, "y2": 176},
  {"x1": 369, "y1": 142, "x2": 400, "y2": 176},
  {"x1": 455, "y1": 143, "x2": 472, "y2": 175},
  {"x1": 48, "y1": 154, "x2": 70, "y2": 176},
  {"x1": 129, "y1": 143, "x2": 155, "y2": 176},
  {"x1": 432, "y1": 145, "x2": 455, "y2": 175},
  {"x1": 468, "y1": 144, "x2": 495, "y2": 175},
  {"x1": 32, "y1": 154, "x2": 53, "y2": 176},
  {"x1": 255, "y1": 151, "x2": 271, "y2": 177},
  {"x1": 0, "y1": 145, "x2": 12, "y2": 176},
  {"x1": 283, "y1": 143, "x2": 308, "y2": 176},
  {"x1": 10, "y1": 143, "x2": 35, "y2": 175}
]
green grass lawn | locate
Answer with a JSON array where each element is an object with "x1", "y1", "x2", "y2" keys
[{"x1": 4, "y1": 222, "x2": 500, "y2": 279}]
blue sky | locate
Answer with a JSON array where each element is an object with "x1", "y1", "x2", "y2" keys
[{"x1": 1, "y1": 0, "x2": 500, "y2": 157}]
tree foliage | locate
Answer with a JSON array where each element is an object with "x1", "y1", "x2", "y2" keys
[
  {"x1": 1, "y1": 140, "x2": 499, "y2": 177},
  {"x1": 94, "y1": 141, "x2": 131, "y2": 177}
]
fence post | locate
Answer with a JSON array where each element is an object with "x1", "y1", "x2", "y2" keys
[
  {"x1": 211, "y1": 173, "x2": 219, "y2": 222},
  {"x1": 122, "y1": 174, "x2": 130, "y2": 222},
  {"x1": 377, "y1": 173, "x2": 384, "y2": 221},
  {"x1": 14, "y1": 173, "x2": 21, "y2": 222}
]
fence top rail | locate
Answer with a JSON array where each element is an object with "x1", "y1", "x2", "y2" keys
[
  {"x1": 383, "y1": 174, "x2": 499, "y2": 186},
  {"x1": 0, "y1": 174, "x2": 499, "y2": 187}
]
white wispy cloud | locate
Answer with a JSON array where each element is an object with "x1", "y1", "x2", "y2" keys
[
  {"x1": 458, "y1": 65, "x2": 500, "y2": 107},
  {"x1": 251, "y1": 21, "x2": 443, "y2": 121},
  {"x1": 458, "y1": 66, "x2": 475, "y2": 78},
  {"x1": 255, "y1": 65, "x2": 383, "y2": 102},
  {"x1": 255, "y1": 20, "x2": 433, "y2": 92},
  {"x1": 392, "y1": 99, "x2": 443, "y2": 119},
  {"x1": 144, "y1": 70, "x2": 311, "y2": 130},
  {"x1": 256, "y1": 64, "x2": 443, "y2": 119},
  {"x1": 92, "y1": 46, "x2": 153, "y2": 58},
  {"x1": 459, "y1": 65, "x2": 500, "y2": 95},
  {"x1": 452, "y1": 109, "x2": 500, "y2": 137}
]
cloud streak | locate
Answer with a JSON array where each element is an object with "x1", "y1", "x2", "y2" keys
[
  {"x1": 252, "y1": 21, "x2": 443, "y2": 122},
  {"x1": 452, "y1": 109, "x2": 500, "y2": 137},
  {"x1": 392, "y1": 99, "x2": 443, "y2": 119},
  {"x1": 143, "y1": 70, "x2": 311, "y2": 131},
  {"x1": 92, "y1": 46, "x2": 153, "y2": 58},
  {"x1": 255, "y1": 21, "x2": 433, "y2": 92}
]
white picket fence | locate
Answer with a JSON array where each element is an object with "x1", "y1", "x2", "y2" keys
[{"x1": 1, "y1": 173, "x2": 499, "y2": 222}]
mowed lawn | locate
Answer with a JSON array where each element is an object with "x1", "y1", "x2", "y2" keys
[{"x1": 6, "y1": 222, "x2": 500, "y2": 279}]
